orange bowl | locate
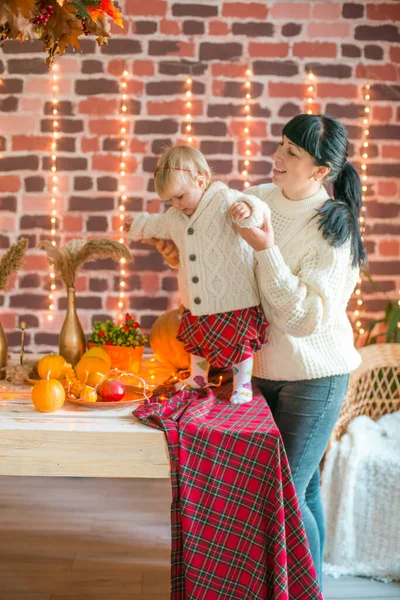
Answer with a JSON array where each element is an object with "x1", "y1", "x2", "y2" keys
[{"x1": 87, "y1": 343, "x2": 144, "y2": 374}]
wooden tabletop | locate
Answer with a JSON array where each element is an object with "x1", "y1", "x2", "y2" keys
[{"x1": 0, "y1": 355, "x2": 171, "y2": 479}]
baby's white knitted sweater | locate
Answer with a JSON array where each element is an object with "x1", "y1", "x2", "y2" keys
[
  {"x1": 128, "y1": 181, "x2": 266, "y2": 316},
  {"x1": 247, "y1": 183, "x2": 362, "y2": 381}
]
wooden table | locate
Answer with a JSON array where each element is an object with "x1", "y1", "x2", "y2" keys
[{"x1": 0, "y1": 355, "x2": 171, "y2": 479}]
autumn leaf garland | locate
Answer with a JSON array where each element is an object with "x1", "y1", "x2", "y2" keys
[{"x1": 0, "y1": 0, "x2": 123, "y2": 65}]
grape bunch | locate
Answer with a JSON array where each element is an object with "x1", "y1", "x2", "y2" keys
[{"x1": 31, "y1": 0, "x2": 54, "y2": 27}]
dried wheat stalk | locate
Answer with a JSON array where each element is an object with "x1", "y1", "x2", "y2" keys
[
  {"x1": 0, "y1": 238, "x2": 29, "y2": 291},
  {"x1": 39, "y1": 239, "x2": 132, "y2": 289}
]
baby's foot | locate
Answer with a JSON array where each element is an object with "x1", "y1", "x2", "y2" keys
[
  {"x1": 175, "y1": 375, "x2": 208, "y2": 392},
  {"x1": 230, "y1": 383, "x2": 253, "y2": 405}
]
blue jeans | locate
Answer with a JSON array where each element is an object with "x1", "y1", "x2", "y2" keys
[{"x1": 253, "y1": 374, "x2": 350, "y2": 588}]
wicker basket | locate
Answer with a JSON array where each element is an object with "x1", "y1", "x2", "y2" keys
[{"x1": 330, "y1": 343, "x2": 400, "y2": 442}]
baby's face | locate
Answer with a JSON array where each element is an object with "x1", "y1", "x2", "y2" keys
[{"x1": 164, "y1": 179, "x2": 205, "y2": 216}]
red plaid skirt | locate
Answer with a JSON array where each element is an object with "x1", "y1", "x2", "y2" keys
[{"x1": 177, "y1": 305, "x2": 269, "y2": 369}]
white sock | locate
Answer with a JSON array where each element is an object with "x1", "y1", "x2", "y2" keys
[
  {"x1": 175, "y1": 354, "x2": 209, "y2": 391},
  {"x1": 230, "y1": 357, "x2": 253, "y2": 405}
]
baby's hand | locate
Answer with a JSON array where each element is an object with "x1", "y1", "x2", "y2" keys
[
  {"x1": 123, "y1": 217, "x2": 133, "y2": 232},
  {"x1": 230, "y1": 201, "x2": 252, "y2": 221}
]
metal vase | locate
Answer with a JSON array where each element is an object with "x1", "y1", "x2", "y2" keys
[
  {"x1": 0, "y1": 320, "x2": 8, "y2": 380},
  {"x1": 59, "y1": 287, "x2": 86, "y2": 367}
]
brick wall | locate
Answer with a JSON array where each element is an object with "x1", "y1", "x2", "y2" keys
[{"x1": 0, "y1": 0, "x2": 399, "y2": 353}]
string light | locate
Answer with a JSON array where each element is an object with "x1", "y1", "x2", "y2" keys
[
  {"x1": 305, "y1": 71, "x2": 316, "y2": 115},
  {"x1": 117, "y1": 68, "x2": 129, "y2": 323},
  {"x1": 184, "y1": 76, "x2": 193, "y2": 143},
  {"x1": 353, "y1": 82, "x2": 371, "y2": 337},
  {"x1": 48, "y1": 63, "x2": 59, "y2": 322},
  {"x1": 242, "y1": 68, "x2": 253, "y2": 189}
]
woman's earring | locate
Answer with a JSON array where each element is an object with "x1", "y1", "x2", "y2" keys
[{"x1": 314, "y1": 177, "x2": 318, "y2": 182}]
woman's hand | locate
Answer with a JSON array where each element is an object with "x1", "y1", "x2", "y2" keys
[
  {"x1": 236, "y1": 204, "x2": 275, "y2": 251},
  {"x1": 141, "y1": 238, "x2": 180, "y2": 268},
  {"x1": 123, "y1": 217, "x2": 133, "y2": 233}
]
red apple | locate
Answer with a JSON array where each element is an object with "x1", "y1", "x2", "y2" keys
[{"x1": 98, "y1": 378, "x2": 126, "y2": 402}]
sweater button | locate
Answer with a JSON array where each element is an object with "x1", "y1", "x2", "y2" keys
[
  {"x1": 192, "y1": 276, "x2": 199, "y2": 284},
  {"x1": 187, "y1": 227, "x2": 194, "y2": 235},
  {"x1": 194, "y1": 297, "x2": 201, "y2": 305},
  {"x1": 189, "y1": 254, "x2": 196, "y2": 261}
]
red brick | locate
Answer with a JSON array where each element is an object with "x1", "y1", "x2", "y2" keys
[
  {"x1": 378, "y1": 181, "x2": 397, "y2": 196},
  {"x1": 372, "y1": 106, "x2": 393, "y2": 122},
  {"x1": 0, "y1": 175, "x2": 21, "y2": 193},
  {"x1": 147, "y1": 99, "x2": 203, "y2": 116},
  {"x1": 211, "y1": 63, "x2": 248, "y2": 78},
  {"x1": 0, "y1": 312, "x2": 17, "y2": 329},
  {"x1": 159, "y1": 19, "x2": 181, "y2": 35},
  {"x1": 382, "y1": 145, "x2": 400, "y2": 160},
  {"x1": 74, "y1": 275, "x2": 87, "y2": 292},
  {"x1": 208, "y1": 20, "x2": 231, "y2": 35},
  {"x1": 356, "y1": 63, "x2": 399, "y2": 82},
  {"x1": 92, "y1": 154, "x2": 137, "y2": 173},
  {"x1": 141, "y1": 273, "x2": 161, "y2": 293},
  {"x1": 125, "y1": 0, "x2": 167, "y2": 16},
  {"x1": 176, "y1": 42, "x2": 195, "y2": 58},
  {"x1": 20, "y1": 97, "x2": 43, "y2": 114},
  {"x1": 109, "y1": 20, "x2": 129, "y2": 36},
  {"x1": 127, "y1": 80, "x2": 144, "y2": 95},
  {"x1": 312, "y1": 3, "x2": 341, "y2": 19},
  {"x1": 249, "y1": 42, "x2": 289, "y2": 58},
  {"x1": 107, "y1": 59, "x2": 127, "y2": 76},
  {"x1": 307, "y1": 22, "x2": 351, "y2": 38},
  {"x1": 146, "y1": 199, "x2": 162, "y2": 213},
  {"x1": 390, "y1": 46, "x2": 400, "y2": 63},
  {"x1": 78, "y1": 98, "x2": 119, "y2": 115},
  {"x1": 23, "y1": 254, "x2": 49, "y2": 271},
  {"x1": 133, "y1": 60, "x2": 155, "y2": 76},
  {"x1": 222, "y1": 2, "x2": 268, "y2": 19},
  {"x1": 0, "y1": 116, "x2": 36, "y2": 134},
  {"x1": 230, "y1": 120, "x2": 267, "y2": 138},
  {"x1": 25, "y1": 77, "x2": 72, "y2": 95},
  {"x1": 270, "y1": 2, "x2": 311, "y2": 19},
  {"x1": 237, "y1": 140, "x2": 261, "y2": 155},
  {"x1": 63, "y1": 215, "x2": 83, "y2": 232},
  {"x1": 130, "y1": 139, "x2": 148, "y2": 153},
  {"x1": 379, "y1": 240, "x2": 400, "y2": 257},
  {"x1": 269, "y1": 82, "x2": 308, "y2": 98},
  {"x1": 367, "y1": 3, "x2": 400, "y2": 21},
  {"x1": 317, "y1": 83, "x2": 358, "y2": 98},
  {"x1": 293, "y1": 42, "x2": 337, "y2": 58},
  {"x1": 12, "y1": 135, "x2": 51, "y2": 152},
  {"x1": 89, "y1": 119, "x2": 121, "y2": 135},
  {"x1": 1, "y1": 216, "x2": 16, "y2": 232},
  {"x1": 82, "y1": 137, "x2": 100, "y2": 152}
]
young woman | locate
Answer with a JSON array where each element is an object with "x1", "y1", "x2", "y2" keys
[{"x1": 142, "y1": 114, "x2": 366, "y2": 588}]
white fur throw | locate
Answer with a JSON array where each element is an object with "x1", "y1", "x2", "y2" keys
[{"x1": 322, "y1": 411, "x2": 400, "y2": 582}]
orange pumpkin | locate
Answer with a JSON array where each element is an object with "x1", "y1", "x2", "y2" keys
[
  {"x1": 82, "y1": 347, "x2": 112, "y2": 370},
  {"x1": 150, "y1": 307, "x2": 189, "y2": 371},
  {"x1": 31, "y1": 378, "x2": 65, "y2": 413},
  {"x1": 37, "y1": 354, "x2": 69, "y2": 380},
  {"x1": 75, "y1": 356, "x2": 109, "y2": 383}
]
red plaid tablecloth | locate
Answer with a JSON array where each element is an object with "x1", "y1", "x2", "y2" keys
[{"x1": 134, "y1": 381, "x2": 323, "y2": 600}]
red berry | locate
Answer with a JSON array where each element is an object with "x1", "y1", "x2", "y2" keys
[
  {"x1": 133, "y1": 321, "x2": 139, "y2": 328},
  {"x1": 106, "y1": 340, "x2": 112, "y2": 345}
]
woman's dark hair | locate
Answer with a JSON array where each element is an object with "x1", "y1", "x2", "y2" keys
[{"x1": 282, "y1": 114, "x2": 367, "y2": 268}]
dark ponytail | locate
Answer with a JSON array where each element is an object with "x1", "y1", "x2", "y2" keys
[{"x1": 282, "y1": 114, "x2": 367, "y2": 268}]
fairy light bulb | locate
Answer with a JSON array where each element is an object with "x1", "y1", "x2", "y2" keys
[
  {"x1": 48, "y1": 62, "x2": 60, "y2": 322},
  {"x1": 352, "y1": 81, "x2": 371, "y2": 338},
  {"x1": 117, "y1": 67, "x2": 129, "y2": 323}
]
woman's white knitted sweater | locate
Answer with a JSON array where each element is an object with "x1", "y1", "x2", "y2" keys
[
  {"x1": 247, "y1": 183, "x2": 362, "y2": 381},
  {"x1": 128, "y1": 181, "x2": 266, "y2": 316}
]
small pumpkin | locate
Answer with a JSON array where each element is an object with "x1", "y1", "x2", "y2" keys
[
  {"x1": 31, "y1": 377, "x2": 65, "y2": 413},
  {"x1": 75, "y1": 356, "x2": 109, "y2": 383},
  {"x1": 150, "y1": 307, "x2": 189, "y2": 371},
  {"x1": 37, "y1": 354, "x2": 69, "y2": 380},
  {"x1": 82, "y1": 347, "x2": 112, "y2": 370}
]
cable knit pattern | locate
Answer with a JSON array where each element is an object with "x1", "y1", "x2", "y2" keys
[
  {"x1": 128, "y1": 181, "x2": 265, "y2": 316},
  {"x1": 246, "y1": 183, "x2": 362, "y2": 381}
]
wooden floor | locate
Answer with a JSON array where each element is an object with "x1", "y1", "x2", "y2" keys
[{"x1": 0, "y1": 477, "x2": 399, "y2": 600}]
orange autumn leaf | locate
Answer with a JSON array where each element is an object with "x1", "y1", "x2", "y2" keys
[{"x1": 88, "y1": 0, "x2": 123, "y2": 27}]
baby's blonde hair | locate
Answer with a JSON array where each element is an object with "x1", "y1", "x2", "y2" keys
[{"x1": 154, "y1": 145, "x2": 212, "y2": 199}]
